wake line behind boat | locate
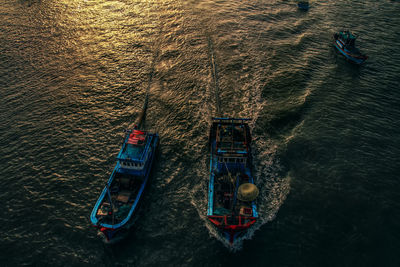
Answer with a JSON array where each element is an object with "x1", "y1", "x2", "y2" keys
[
  {"x1": 207, "y1": 117, "x2": 259, "y2": 245},
  {"x1": 134, "y1": 92, "x2": 148, "y2": 129},
  {"x1": 90, "y1": 92, "x2": 159, "y2": 243}
]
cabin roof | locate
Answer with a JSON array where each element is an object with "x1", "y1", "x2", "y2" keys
[
  {"x1": 117, "y1": 130, "x2": 151, "y2": 162},
  {"x1": 339, "y1": 31, "x2": 356, "y2": 40},
  {"x1": 127, "y1": 130, "x2": 147, "y2": 145},
  {"x1": 215, "y1": 122, "x2": 249, "y2": 155}
]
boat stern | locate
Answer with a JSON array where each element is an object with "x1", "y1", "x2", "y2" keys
[{"x1": 208, "y1": 215, "x2": 257, "y2": 245}]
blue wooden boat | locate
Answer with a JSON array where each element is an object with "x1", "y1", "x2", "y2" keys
[
  {"x1": 297, "y1": 1, "x2": 309, "y2": 11},
  {"x1": 90, "y1": 127, "x2": 159, "y2": 243},
  {"x1": 334, "y1": 31, "x2": 368, "y2": 64},
  {"x1": 207, "y1": 118, "x2": 259, "y2": 245}
]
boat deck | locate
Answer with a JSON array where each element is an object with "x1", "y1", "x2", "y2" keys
[
  {"x1": 212, "y1": 173, "x2": 254, "y2": 218},
  {"x1": 96, "y1": 172, "x2": 143, "y2": 225}
]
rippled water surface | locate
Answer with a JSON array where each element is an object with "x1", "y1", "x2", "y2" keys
[{"x1": 1, "y1": 0, "x2": 400, "y2": 266}]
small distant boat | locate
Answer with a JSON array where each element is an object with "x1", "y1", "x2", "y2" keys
[
  {"x1": 207, "y1": 118, "x2": 259, "y2": 245},
  {"x1": 334, "y1": 30, "x2": 368, "y2": 64},
  {"x1": 90, "y1": 127, "x2": 159, "y2": 243},
  {"x1": 297, "y1": 1, "x2": 309, "y2": 11}
]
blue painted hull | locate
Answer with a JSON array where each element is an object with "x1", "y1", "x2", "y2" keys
[
  {"x1": 334, "y1": 40, "x2": 367, "y2": 65},
  {"x1": 207, "y1": 118, "x2": 258, "y2": 246},
  {"x1": 90, "y1": 134, "x2": 159, "y2": 243},
  {"x1": 207, "y1": 141, "x2": 258, "y2": 217}
]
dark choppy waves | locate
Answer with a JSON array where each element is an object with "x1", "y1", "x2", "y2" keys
[{"x1": 1, "y1": 0, "x2": 400, "y2": 266}]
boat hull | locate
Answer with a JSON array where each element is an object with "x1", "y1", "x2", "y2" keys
[
  {"x1": 334, "y1": 39, "x2": 367, "y2": 64},
  {"x1": 90, "y1": 134, "x2": 159, "y2": 243},
  {"x1": 207, "y1": 118, "x2": 258, "y2": 246}
]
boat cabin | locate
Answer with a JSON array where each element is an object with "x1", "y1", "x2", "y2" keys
[
  {"x1": 212, "y1": 119, "x2": 251, "y2": 174},
  {"x1": 338, "y1": 31, "x2": 357, "y2": 46},
  {"x1": 116, "y1": 129, "x2": 152, "y2": 175}
]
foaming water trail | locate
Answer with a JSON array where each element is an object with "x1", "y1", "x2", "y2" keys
[
  {"x1": 130, "y1": 24, "x2": 164, "y2": 129},
  {"x1": 2, "y1": 0, "x2": 400, "y2": 264},
  {"x1": 189, "y1": 129, "x2": 290, "y2": 251},
  {"x1": 252, "y1": 137, "x2": 290, "y2": 225}
]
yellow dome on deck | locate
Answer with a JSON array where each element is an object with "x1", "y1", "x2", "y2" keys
[{"x1": 237, "y1": 183, "x2": 259, "y2": 202}]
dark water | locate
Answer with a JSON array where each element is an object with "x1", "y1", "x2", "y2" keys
[{"x1": 1, "y1": 0, "x2": 400, "y2": 266}]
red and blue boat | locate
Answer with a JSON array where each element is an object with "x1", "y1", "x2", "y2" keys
[
  {"x1": 90, "y1": 127, "x2": 159, "y2": 243},
  {"x1": 207, "y1": 118, "x2": 259, "y2": 245},
  {"x1": 334, "y1": 30, "x2": 368, "y2": 64}
]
